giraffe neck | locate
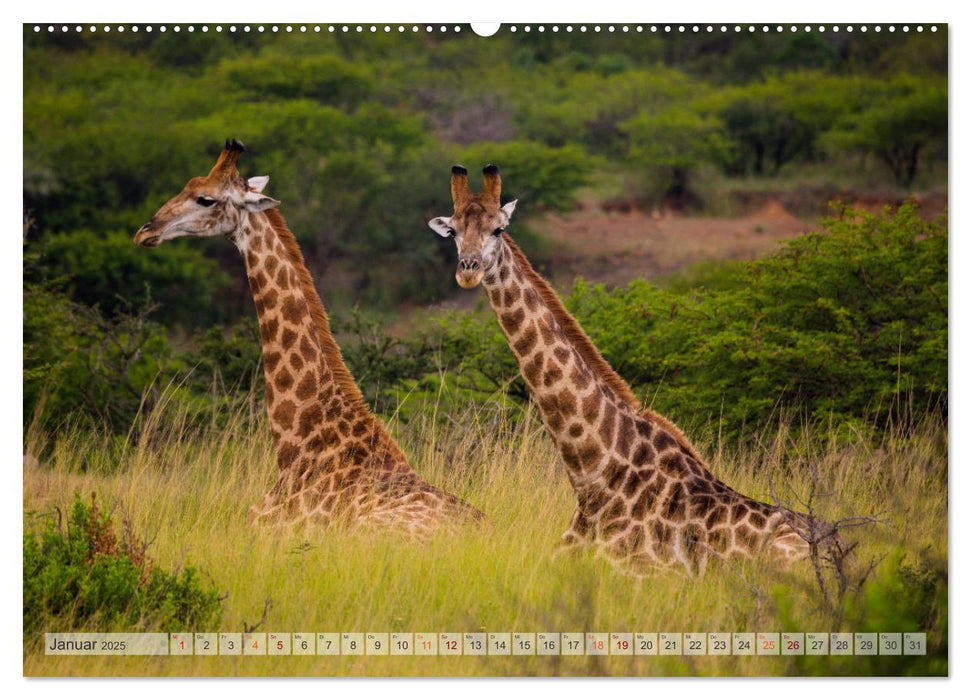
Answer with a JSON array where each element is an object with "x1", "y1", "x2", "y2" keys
[
  {"x1": 236, "y1": 210, "x2": 407, "y2": 475},
  {"x1": 481, "y1": 235, "x2": 646, "y2": 488}
]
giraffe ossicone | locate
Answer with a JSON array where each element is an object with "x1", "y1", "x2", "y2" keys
[
  {"x1": 135, "y1": 141, "x2": 485, "y2": 536},
  {"x1": 430, "y1": 164, "x2": 841, "y2": 574}
]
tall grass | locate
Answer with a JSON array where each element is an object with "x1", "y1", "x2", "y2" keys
[{"x1": 23, "y1": 390, "x2": 947, "y2": 676}]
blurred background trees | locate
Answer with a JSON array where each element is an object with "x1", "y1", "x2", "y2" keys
[{"x1": 23, "y1": 26, "x2": 947, "y2": 435}]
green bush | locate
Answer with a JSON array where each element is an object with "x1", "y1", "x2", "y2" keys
[
  {"x1": 827, "y1": 81, "x2": 947, "y2": 186},
  {"x1": 622, "y1": 105, "x2": 728, "y2": 207},
  {"x1": 568, "y1": 204, "x2": 946, "y2": 436},
  {"x1": 775, "y1": 550, "x2": 947, "y2": 676},
  {"x1": 24, "y1": 492, "x2": 222, "y2": 637}
]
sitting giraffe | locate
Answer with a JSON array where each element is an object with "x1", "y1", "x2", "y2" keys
[
  {"x1": 135, "y1": 140, "x2": 484, "y2": 536},
  {"x1": 429, "y1": 164, "x2": 839, "y2": 574}
]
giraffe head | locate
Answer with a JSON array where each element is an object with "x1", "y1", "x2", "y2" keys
[
  {"x1": 429, "y1": 164, "x2": 518, "y2": 288},
  {"x1": 134, "y1": 139, "x2": 280, "y2": 248}
]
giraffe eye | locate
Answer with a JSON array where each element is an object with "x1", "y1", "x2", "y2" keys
[
  {"x1": 196, "y1": 196, "x2": 217, "y2": 207},
  {"x1": 447, "y1": 228, "x2": 456, "y2": 238},
  {"x1": 493, "y1": 227, "x2": 505, "y2": 236}
]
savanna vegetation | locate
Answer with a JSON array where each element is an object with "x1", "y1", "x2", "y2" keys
[{"x1": 23, "y1": 25, "x2": 947, "y2": 676}]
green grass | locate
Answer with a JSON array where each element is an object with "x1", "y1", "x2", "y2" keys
[{"x1": 23, "y1": 395, "x2": 947, "y2": 676}]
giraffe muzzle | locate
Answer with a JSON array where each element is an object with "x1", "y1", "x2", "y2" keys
[
  {"x1": 134, "y1": 222, "x2": 161, "y2": 248},
  {"x1": 456, "y1": 257, "x2": 483, "y2": 288}
]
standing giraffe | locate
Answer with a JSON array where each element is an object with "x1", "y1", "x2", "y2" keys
[
  {"x1": 429, "y1": 164, "x2": 838, "y2": 573},
  {"x1": 135, "y1": 141, "x2": 483, "y2": 535}
]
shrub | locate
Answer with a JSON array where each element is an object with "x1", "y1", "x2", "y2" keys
[
  {"x1": 568, "y1": 204, "x2": 947, "y2": 436},
  {"x1": 24, "y1": 492, "x2": 222, "y2": 637}
]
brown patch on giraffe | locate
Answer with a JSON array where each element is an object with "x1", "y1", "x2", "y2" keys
[
  {"x1": 522, "y1": 352, "x2": 544, "y2": 386},
  {"x1": 748, "y1": 511, "x2": 767, "y2": 529},
  {"x1": 500, "y1": 307, "x2": 525, "y2": 335},
  {"x1": 276, "y1": 265, "x2": 291, "y2": 289},
  {"x1": 297, "y1": 404, "x2": 323, "y2": 438},
  {"x1": 523, "y1": 287, "x2": 539, "y2": 311},
  {"x1": 662, "y1": 481, "x2": 687, "y2": 522},
  {"x1": 261, "y1": 288, "x2": 279, "y2": 310},
  {"x1": 486, "y1": 285, "x2": 500, "y2": 304},
  {"x1": 498, "y1": 263, "x2": 510, "y2": 283},
  {"x1": 246, "y1": 250, "x2": 260, "y2": 270},
  {"x1": 690, "y1": 494, "x2": 716, "y2": 518},
  {"x1": 615, "y1": 414, "x2": 635, "y2": 459},
  {"x1": 280, "y1": 328, "x2": 297, "y2": 347},
  {"x1": 577, "y1": 436, "x2": 603, "y2": 468},
  {"x1": 603, "y1": 459, "x2": 627, "y2": 491},
  {"x1": 561, "y1": 445, "x2": 581, "y2": 474},
  {"x1": 502, "y1": 285, "x2": 521, "y2": 306},
  {"x1": 567, "y1": 422, "x2": 584, "y2": 438},
  {"x1": 631, "y1": 441, "x2": 656, "y2": 466},
  {"x1": 264, "y1": 351, "x2": 283, "y2": 373},
  {"x1": 599, "y1": 514, "x2": 628, "y2": 541},
  {"x1": 352, "y1": 420, "x2": 369, "y2": 437},
  {"x1": 580, "y1": 488, "x2": 610, "y2": 516},
  {"x1": 273, "y1": 400, "x2": 297, "y2": 431},
  {"x1": 581, "y1": 390, "x2": 602, "y2": 422},
  {"x1": 553, "y1": 346, "x2": 570, "y2": 364},
  {"x1": 543, "y1": 364, "x2": 564, "y2": 386},
  {"x1": 653, "y1": 431, "x2": 678, "y2": 454},
  {"x1": 598, "y1": 403, "x2": 617, "y2": 444},
  {"x1": 324, "y1": 398, "x2": 342, "y2": 421},
  {"x1": 260, "y1": 317, "x2": 279, "y2": 344},
  {"x1": 289, "y1": 352, "x2": 306, "y2": 373},
  {"x1": 731, "y1": 502, "x2": 749, "y2": 522},
  {"x1": 249, "y1": 270, "x2": 268, "y2": 290},
  {"x1": 659, "y1": 452, "x2": 687, "y2": 477},
  {"x1": 513, "y1": 324, "x2": 538, "y2": 356},
  {"x1": 264, "y1": 254, "x2": 279, "y2": 276},
  {"x1": 622, "y1": 470, "x2": 645, "y2": 498},
  {"x1": 569, "y1": 364, "x2": 593, "y2": 392},
  {"x1": 281, "y1": 295, "x2": 306, "y2": 325},
  {"x1": 653, "y1": 519, "x2": 674, "y2": 550},
  {"x1": 624, "y1": 524, "x2": 646, "y2": 554},
  {"x1": 321, "y1": 427, "x2": 340, "y2": 449},
  {"x1": 557, "y1": 388, "x2": 578, "y2": 416},
  {"x1": 736, "y1": 526, "x2": 759, "y2": 552},
  {"x1": 706, "y1": 505, "x2": 729, "y2": 530},
  {"x1": 299, "y1": 335, "x2": 318, "y2": 362},
  {"x1": 277, "y1": 441, "x2": 299, "y2": 468},
  {"x1": 537, "y1": 317, "x2": 557, "y2": 346},
  {"x1": 709, "y1": 527, "x2": 729, "y2": 553},
  {"x1": 276, "y1": 367, "x2": 295, "y2": 392},
  {"x1": 631, "y1": 474, "x2": 666, "y2": 519}
]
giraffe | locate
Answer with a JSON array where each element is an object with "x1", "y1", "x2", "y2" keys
[
  {"x1": 135, "y1": 140, "x2": 484, "y2": 536},
  {"x1": 428, "y1": 164, "x2": 840, "y2": 574}
]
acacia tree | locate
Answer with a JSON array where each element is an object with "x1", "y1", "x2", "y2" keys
[
  {"x1": 830, "y1": 84, "x2": 947, "y2": 187},
  {"x1": 622, "y1": 105, "x2": 728, "y2": 208}
]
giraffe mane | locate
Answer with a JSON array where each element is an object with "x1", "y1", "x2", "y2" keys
[
  {"x1": 502, "y1": 234, "x2": 704, "y2": 464},
  {"x1": 261, "y1": 208, "x2": 370, "y2": 412}
]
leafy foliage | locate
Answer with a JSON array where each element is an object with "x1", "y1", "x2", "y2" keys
[
  {"x1": 24, "y1": 492, "x2": 222, "y2": 636},
  {"x1": 346, "y1": 206, "x2": 946, "y2": 438},
  {"x1": 568, "y1": 204, "x2": 947, "y2": 435}
]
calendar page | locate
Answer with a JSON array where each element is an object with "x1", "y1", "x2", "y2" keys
[{"x1": 21, "y1": 17, "x2": 948, "y2": 679}]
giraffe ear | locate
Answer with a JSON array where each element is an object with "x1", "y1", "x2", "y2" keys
[
  {"x1": 428, "y1": 216, "x2": 455, "y2": 238},
  {"x1": 247, "y1": 176, "x2": 270, "y2": 193},
  {"x1": 243, "y1": 190, "x2": 280, "y2": 212},
  {"x1": 501, "y1": 199, "x2": 518, "y2": 220}
]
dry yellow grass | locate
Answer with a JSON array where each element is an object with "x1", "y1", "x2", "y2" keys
[{"x1": 22, "y1": 395, "x2": 947, "y2": 677}]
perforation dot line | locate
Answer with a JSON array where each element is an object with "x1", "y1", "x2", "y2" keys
[{"x1": 32, "y1": 24, "x2": 938, "y2": 35}]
